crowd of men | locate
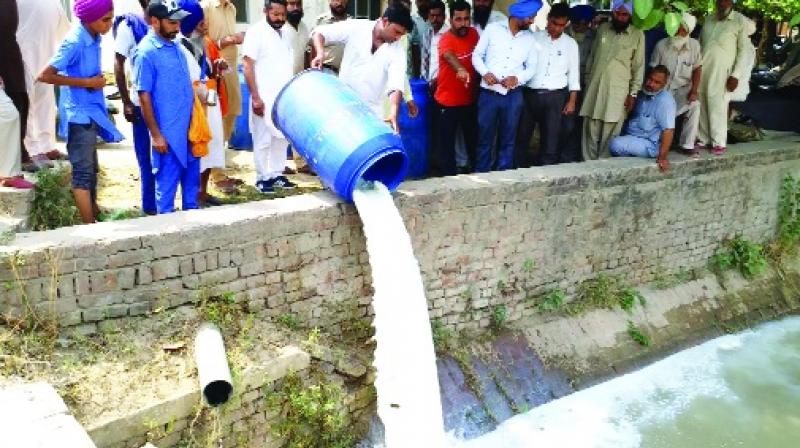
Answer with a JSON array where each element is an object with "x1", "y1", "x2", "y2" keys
[{"x1": 0, "y1": 0, "x2": 760, "y2": 225}]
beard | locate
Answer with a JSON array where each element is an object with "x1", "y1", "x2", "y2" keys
[
  {"x1": 287, "y1": 10, "x2": 303, "y2": 28},
  {"x1": 331, "y1": 5, "x2": 347, "y2": 16},
  {"x1": 474, "y1": 6, "x2": 491, "y2": 28},
  {"x1": 454, "y1": 25, "x2": 469, "y2": 37},
  {"x1": 268, "y1": 17, "x2": 285, "y2": 30},
  {"x1": 611, "y1": 17, "x2": 630, "y2": 32}
]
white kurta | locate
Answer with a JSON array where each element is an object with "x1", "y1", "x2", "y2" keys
[
  {"x1": 314, "y1": 19, "x2": 407, "y2": 117},
  {"x1": 0, "y1": 89, "x2": 21, "y2": 177},
  {"x1": 16, "y1": 0, "x2": 70, "y2": 156},
  {"x1": 242, "y1": 21, "x2": 294, "y2": 181}
]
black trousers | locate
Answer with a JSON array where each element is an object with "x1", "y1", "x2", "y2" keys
[
  {"x1": 437, "y1": 104, "x2": 477, "y2": 176},
  {"x1": 515, "y1": 88, "x2": 570, "y2": 167}
]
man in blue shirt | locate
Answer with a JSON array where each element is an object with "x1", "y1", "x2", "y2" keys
[
  {"x1": 134, "y1": 0, "x2": 198, "y2": 214},
  {"x1": 38, "y1": 0, "x2": 124, "y2": 223},
  {"x1": 609, "y1": 65, "x2": 676, "y2": 172}
]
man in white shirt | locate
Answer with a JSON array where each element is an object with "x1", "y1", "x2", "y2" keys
[
  {"x1": 472, "y1": 0, "x2": 541, "y2": 172},
  {"x1": 650, "y1": 12, "x2": 702, "y2": 155},
  {"x1": 473, "y1": 0, "x2": 507, "y2": 34},
  {"x1": 424, "y1": 0, "x2": 448, "y2": 84},
  {"x1": 16, "y1": 0, "x2": 70, "y2": 167},
  {"x1": 516, "y1": 2, "x2": 579, "y2": 167},
  {"x1": 243, "y1": 0, "x2": 297, "y2": 194},
  {"x1": 310, "y1": 4, "x2": 413, "y2": 133},
  {"x1": 410, "y1": 0, "x2": 432, "y2": 78}
]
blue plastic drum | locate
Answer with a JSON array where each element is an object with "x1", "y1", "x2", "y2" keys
[
  {"x1": 228, "y1": 66, "x2": 253, "y2": 150},
  {"x1": 398, "y1": 78, "x2": 429, "y2": 178},
  {"x1": 272, "y1": 70, "x2": 409, "y2": 202}
]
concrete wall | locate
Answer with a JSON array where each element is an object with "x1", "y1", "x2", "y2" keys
[{"x1": 2, "y1": 136, "x2": 798, "y2": 335}]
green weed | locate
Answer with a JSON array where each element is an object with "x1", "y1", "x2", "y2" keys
[
  {"x1": 566, "y1": 275, "x2": 646, "y2": 316},
  {"x1": 627, "y1": 321, "x2": 651, "y2": 347},
  {"x1": 430, "y1": 317, "x2": 454, "y2": 353},
  {"x1": 537, "y1": 289, "x2": 565, "y2": 313},
  {"x1": 712, "y1": 235, "x2": 768, "y2": 279},
  {"x1": 489, "y1": 305, "x2": 507, "y2": 333},
  {"x1": 28, "y1": 166, "x2": 80, "y2": 231},
  {"x1": 276, "y1": 313, "x2": 299, "y2": 330}
]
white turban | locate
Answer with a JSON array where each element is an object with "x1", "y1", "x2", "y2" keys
[{"x1": 681, "y1": 13, "x2": 697, "y2": 34}]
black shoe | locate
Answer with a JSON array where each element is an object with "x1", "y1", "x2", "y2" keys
[
  {"x1": 256, "y1": 179, "x2": 276, "y2": 194},
  {"x1": 273, "y1": 176, "x2": 296, "y2": 189},
  {"x1": 457, "y1": 166, "x2": 472, "y2": 174},
  {"x1": 201, "y1": 196, "x2": 224, "y2": 207}
]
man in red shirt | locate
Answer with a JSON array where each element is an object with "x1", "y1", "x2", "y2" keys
[{"x1": 434, "y1": 0, "x2": 479, "y2": 176}]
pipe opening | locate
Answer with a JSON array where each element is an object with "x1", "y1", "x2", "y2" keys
[
  {"x1": 359, "y1": 151, "x2": 408, "y2": 191},
  {"x1": 203, "y1": 380, "x2": 233, "y2": 407}
]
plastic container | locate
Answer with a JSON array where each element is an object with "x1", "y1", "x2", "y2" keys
[
  {"x1": 228, "y1": 66, "x2": 253, "y2": 150},
  {"x1": 272, "y1": 70, "x2": 408, "y2": 202},
  {"x1": 398, "y1": 78, "x2": 429, "y2": 178}
]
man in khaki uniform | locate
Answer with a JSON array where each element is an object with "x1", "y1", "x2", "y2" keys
[
  {"x1": 578, "y1": 0, "x2": 644, "y2": 160},
  {"x1": 202, "y1": 0, "x2": 243, "y2": 141},
  {"x1": 651, "y1": 12, "x2": 702, "y2": 154},
  {"x1": 312, "y1": 0, "x2": 350, "y2": 72},
  {"x1": 698, "y1": 0, "x2": 750, "y2": 154}
]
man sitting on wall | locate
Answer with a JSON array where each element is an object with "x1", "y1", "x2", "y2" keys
[{"x1": 609, "y1": 65, "x2": 676, "y2": 172}]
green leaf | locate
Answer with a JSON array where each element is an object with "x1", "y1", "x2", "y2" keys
[
  {"x1": 671, "y1": 1, "x2": 689, "y2": 12},
  {"x1": 634, "y1": 0, "x2": 654, "y2": 20},
  {"x1": 791, "y1": 13, "x2": 800, "y2": 28},
  {"x1": 634, "y1": 8, "x2": 664, "y2": 31},
  {"x1": 664, "y1": 11, "x2": 682, "y2": 36}
]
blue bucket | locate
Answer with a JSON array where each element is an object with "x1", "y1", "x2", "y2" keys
[
  {"x1": 272, "y1": 70, "x2": 408, "y2": 202},
  {"x1": 398, "y1": 78, "x2": 429, "y2": 179},
  {"x1": 229, "y1": 66, "x2": 253, "y2": 150}
]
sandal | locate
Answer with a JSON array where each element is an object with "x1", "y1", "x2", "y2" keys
[{"x1": 0, "y1": 177, "x2": 35, "y2": 189}]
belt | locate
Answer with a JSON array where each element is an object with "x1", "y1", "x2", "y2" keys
[{"x1": 529, "y1": 87, "x2": 568, "y2": 94}]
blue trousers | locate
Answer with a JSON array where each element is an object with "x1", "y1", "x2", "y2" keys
[
  {"x1": 154, "y1": 150, "x2": 200, "y2": 214},
  {"x1": 476, "y1": 88, "x2": 523, "y2": 172},
  {"x1": 66, "y1": 122, "x2": 98, "y2": 195},
  {"x1": 133, "y1": 107, "x2": 156, "y2": 214},
  {"x1": 609, "y1": 135, "x2": 658, "y2": 158}
]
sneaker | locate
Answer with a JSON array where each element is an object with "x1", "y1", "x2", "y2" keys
[
  {"x1": 710, "y1": 145, "x2": 726, "y2": 155},
  {"x1": 256, "y1": 179, "x2": 275, "y2": 194},
  {"x1": 272, "y1": 176, "x2": 296, "y2": 189}
]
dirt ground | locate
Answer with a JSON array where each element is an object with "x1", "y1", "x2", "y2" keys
[{"x1": 54, "y1": 99, "x2": 323, "y2": 217}]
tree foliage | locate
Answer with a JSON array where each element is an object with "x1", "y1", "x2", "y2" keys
[{"x1": 740, "y1": 0, "x2": 800, "y2": 22}]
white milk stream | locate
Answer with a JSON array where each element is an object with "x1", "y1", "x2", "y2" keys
[{"x1": 352, "y1": 181, "x2": 446, "y2": 448}]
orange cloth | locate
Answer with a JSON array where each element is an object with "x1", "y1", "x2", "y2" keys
[
  {"x1": 204, "y1": 35, "x2": 228, "y2": 117},
  {"x1": 189, "y1": 83, "x2": 211, "y2": 157}
]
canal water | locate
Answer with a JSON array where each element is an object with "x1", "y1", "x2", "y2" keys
[
  {"x1": 353, "y1": 182, "x2": 446, "y2": 447},
  {"x1": 457, "y1": 316, "x2": 800, "y2": 448}
]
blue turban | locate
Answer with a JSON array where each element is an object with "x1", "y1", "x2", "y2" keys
[
  {"x1": 611, "y1": 0, "x2": 633, "y2": 14},
  {"x1": 570, "y1": 4, "x2": 596, "y2": 23},
  {"x1": 177, "y1": 0, "x2": 204, "y2": 36},
  {"x1": 509, "y1": 0, "x2": 542, "y2": 19}
]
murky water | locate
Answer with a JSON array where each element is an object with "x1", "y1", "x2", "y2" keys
[
  {"x1": 457, "y1": 316, "x2": 800, "y2": 448},
  {"x1": 353, "y1": 182, "x2": 446, "y2": 447}
]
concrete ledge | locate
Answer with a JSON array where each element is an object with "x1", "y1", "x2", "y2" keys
[{"x1": 86, "y1": 346, "x2": 310, "y2": 447}]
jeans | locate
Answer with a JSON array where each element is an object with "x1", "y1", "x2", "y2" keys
[
  {"x1": 66, "y1": 122, "x2": 99, "y2": 194},
  {"x1": 609, "y1": 135, "x2": 658, "y2": 158},
  {"x1": 437, "y1": 104, "x2": 477, "y2": 176},
  {"x1": 475, "y1": 88, "x2": 523, "y2": 172},
  {"x1": 133, "y1": 107, "x2": 156, "y2": 214}
]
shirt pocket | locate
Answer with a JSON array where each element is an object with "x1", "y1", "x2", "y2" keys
[{"x1": 638, "y1": 114, "x2": 656, "y2": 132}]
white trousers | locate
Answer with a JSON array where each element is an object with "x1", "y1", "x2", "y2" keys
[
  {"x1": 24, "y1": 80, "x2": 57, "y2": 156},
  {"x1": 671, "y1": 85, "x2": 701, "y2": 150},
  {"x1": 0, "y1": 90, "x2": 22, "y2": 177},
  {"x1": 251, "y1": 116, "x2": 287, "y2": 182},
  {"x1": 201, "y1": 101, "x2": 226, "y2": 172}
]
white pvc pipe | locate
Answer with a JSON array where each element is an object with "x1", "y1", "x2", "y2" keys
[{"x1": 194, "y1": 323, "x2": 233, "y2": 406}]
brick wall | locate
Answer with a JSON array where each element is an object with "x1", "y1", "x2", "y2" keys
[{"x1": 2, "y1": 138, "x2": 799, "y2": 334}]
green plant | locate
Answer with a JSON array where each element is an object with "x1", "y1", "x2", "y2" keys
[
  {"x1": 652, "y1": 268, "x2": 693, "y2": 290},
  {"x1": 772, "y1": 174, "x2": 800, "y2": 260},
  {"x1": 567, "y1": 275, "x2": 647, "y2": 316},
  {"x1": 269, "y1": 373, "x2": 353, "y2": 448},
  {"x1": 430, "y1": 317, "x2": 454, "y2": 353},
  {"x1": 276, "y1": 313, "x2": 299, "y2": 330},
  {"x1": 489, "y1": 305, "x2": 507, "y2": 333},
  {"x1": 198, "y1": 290, "x2": 244, "y2": 332},
  {"x1": 537, "y1": 289, "x2": 565, "y2": 313},
  {"x1": 28, "y1": 166, "x2": 80, "y2": 231},
  {"x1": 627, "y1": 321, "x2": 652, "y2": 347},
  {"x1": 522, "y1": 259, "x2": 536, "y2": 273},
  {"x1": 712, "y1": 235, "x2": 768, "y2": 279}
]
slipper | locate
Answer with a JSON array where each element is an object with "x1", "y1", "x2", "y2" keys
[
  {"x1": 45, "y1": 150, "x2": 68, "y2": 161},
  {"x1": 283, "y1": 166, "x2": 297, "y2": 175},
  {"x1": 31, "y1": 154, "x2": 54, "y2": 169},
  {"x1": 0, "y1": 177, "x2": 35, "y2": 189}
]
